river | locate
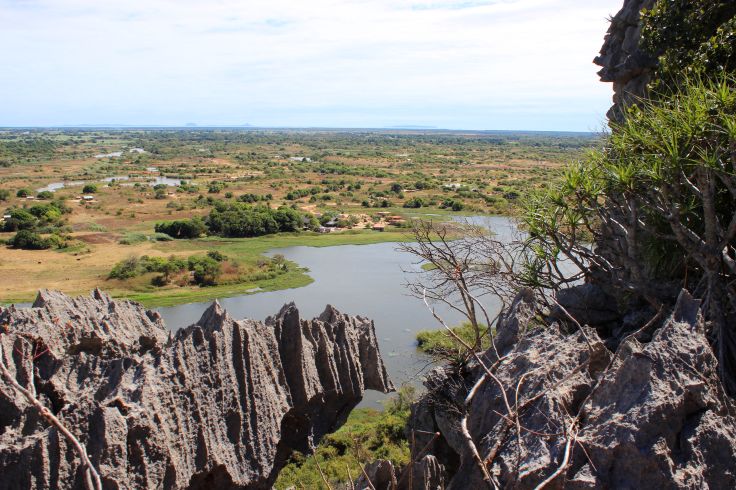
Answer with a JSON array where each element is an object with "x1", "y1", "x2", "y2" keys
[{"x1": 157, "y1": 215, "x2": 517, "y2": 407}]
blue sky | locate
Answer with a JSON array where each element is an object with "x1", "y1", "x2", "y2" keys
[{"x1": 0, "y1": 0, "x2": 622, "y2": 131}]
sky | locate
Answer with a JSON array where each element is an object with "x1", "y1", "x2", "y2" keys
[{"x1": 0, "y1": 0, "x2": 623, "y2": 131}]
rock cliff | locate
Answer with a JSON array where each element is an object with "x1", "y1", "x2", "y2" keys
[
  {"x1": 362, "y1": 290, "x2": 736, "y2": 489},
  {"x1": 594, "y1": 0, "x2": 657, "y2": 122},
  {"x1": 0, "y1": 289, "x2": 393, "y2": 489}
]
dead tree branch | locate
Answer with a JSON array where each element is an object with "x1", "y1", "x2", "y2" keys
[{"x1": 0, "y1": 343, "x2": 102, "y2": 490}]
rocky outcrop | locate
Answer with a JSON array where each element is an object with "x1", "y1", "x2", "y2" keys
[
  {"x1": 0, "y1": 289, "x2": 393, "y2": 489},
  {"x1": 403, "y1": 289, "x2": 736, "y2": 488},
  {"x1": 595, "y1": 0, "x2": 658, "y2": 122},
  {"x1": 356, "y1": 455, "x2": 445, "y2": 490}
]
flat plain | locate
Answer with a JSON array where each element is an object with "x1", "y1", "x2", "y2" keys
[{"x1": 0, "y1": 129, "x2": 598, "y2": 306}]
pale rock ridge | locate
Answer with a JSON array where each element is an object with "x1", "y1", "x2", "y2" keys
[{"x1": 0, "y1": 290, "x2": 393, "y2": 489}]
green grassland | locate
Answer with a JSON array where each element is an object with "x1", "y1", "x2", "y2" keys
[{"x1": 0, "y1": 129, "x2": 598, "y2": 307}]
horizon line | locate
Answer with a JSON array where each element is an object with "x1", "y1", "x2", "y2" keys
[{"x1": 0, "y1": 125, "x2": 602, "y2": 135}]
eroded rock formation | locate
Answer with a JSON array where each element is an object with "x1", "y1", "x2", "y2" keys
[
  {"x1": 595, "y1": 0, "x2": 657, "y2": 122},
  {"x1": 0, "y1": 289, "x2": 393, "y2": 489},
  {"x1": 377, "y1": 290, "x2": 736, "y2": 489}
]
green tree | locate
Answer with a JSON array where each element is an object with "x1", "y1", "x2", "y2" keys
[
  {"x1": 523, "y1": 78, "x2": 736, "y2": 393},
  {"x1": 403, "y1": 197, "x2": 424, "y2": 209},
  {"x1": 188, "y1": 256, "x2": 221, "y2": 286},
  {"x1": 641, "y1": 1, "x2": 736, "y2": 90},
  {"x1": 154, "y1": 218, "x2": 207, "y2": 239},
  {"x1": 3, "y1": 209, "x2": 37, "y2": 232}
]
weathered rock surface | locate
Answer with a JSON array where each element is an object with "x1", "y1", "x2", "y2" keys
[
  {"x1": 0, "y1": 289, "x2": 393, "y2": 489},
  {"x1": 595, "y1": 0, "x2": 657, "y2": 122},
  {"x1": 405, "y1": 289, "x2": 736, "y2": 488},
  {"x1": 356, "y1": 455, "x2": 445, "y2": 490}
]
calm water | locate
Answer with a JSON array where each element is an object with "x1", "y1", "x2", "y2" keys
[
  {"x1": 11, "y1": 216, "x2": 517, "y2": 407},
  {"x1": 157, "y1": 216, "x2": 517, "y2": 407},
  {"x1": 36, "y1": 176, "x2": 183, "y2": 193}
]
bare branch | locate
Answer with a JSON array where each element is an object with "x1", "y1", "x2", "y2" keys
[{"x1": 0, "y1": 343, "x2": 102, "y2": 490}]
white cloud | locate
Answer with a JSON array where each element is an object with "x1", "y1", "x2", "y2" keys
[{"x1": 0, "y1": 0, "x2": 623, "y2": 129}]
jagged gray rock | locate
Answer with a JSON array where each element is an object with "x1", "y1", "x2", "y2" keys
[
  {"x1": 0, "y1": 290, "x2": 393, "y2": 489},
  {"x1": 356, "y1": 459, "x2": 398, "y2": 490},
  {"x1": 355, "y1": 455, "x2": 445, "y2": 490},
  {"x1": 407, "y1": 290, "x2": 736, "y2": 488},
  {"x1": 595, "y1": 0, "x2": 657, "y2": 122}
]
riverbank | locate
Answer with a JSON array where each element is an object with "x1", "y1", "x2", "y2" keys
[{"x1": 0, "y1": 228, "x2": 413, "y2": 307}]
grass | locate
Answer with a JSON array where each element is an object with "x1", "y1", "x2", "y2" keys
[
  {"x1": 0, "y1": 228, "x2": 413, "y2": 307},
  {"x1": 416, "y1": 321, "x2": 492, "y2": 357},
  {"x1": 0, "y1": 129, "x2": 595, "y2": 307},
  {"x1": 274, "y1": 386, "x2": 416, "y2": 490}
]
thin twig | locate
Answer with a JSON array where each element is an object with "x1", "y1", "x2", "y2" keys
[
  {"x1": 549, "y1": 296, "x2": 594, "y2": 353},
  {"x1": 315, "y1": 459, "x2": 333, "y2": 490},
  {"x1": 359, "y1": 463, "x2": 377, "y2": 490},
  {"x1": 346, "y1": 465, "x2": 355, "y2": 490},
  {"x1": 0, "y1": 343, "x2": 102, "y2": 490},
  {"x1": 423, "y1": 289, "x2": 499, "y2": 489},
  {"x1": 533, "y1": 429, "x2": 575, "y2": 490}
]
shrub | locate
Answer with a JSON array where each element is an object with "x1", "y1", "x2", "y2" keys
[
  {"x1": 82, "y1": 184, "x2": 97, "y2": 194},
  {"x1": 274, "y1": 385, "x2": 414, "y2": 489},
  {"x1": 188, "y1": 256, "x2": 221, "y2": 286},
  {"x1": 118, "y1": 233, "x2": 147, "y2": 245},
  {"x1": 238, "y1": 193, "x2": 258, "y2": 203},
  {"x1": 109, "y1": 255, "x2": 188, "y2": 281},
  {"x1": 36, "y1": 191, "x2": 54, "y2": 200},
  {"x1": 207, "y1": 250, "x2": 226, "y2": 262},
  {"x1": 2, "y1": 209, "x2": 37, "y2": 232},
  {"x1": 641, "y1": 1, "x2": 736, "y2": 91},
  {"x1": 16, "y1": 188, "x2": 30, "y2": 198},
  {"x1": 440, "y1": 198, "x2": 464, "y2": 211},
  {"x1": 8, "y1": 230, "x2": 52, "y2": 250},
  {"x1": 154, "y1": 218, "x2": 207, "y2": 239},
  {"x1": 208, "y1": 181, "x2": 225, "y2": 194},
  {"x1": 403, "y1": 197, "x2": 424, "y2": 208},
  {"x1": 109, "y1": 257, "x2": 142, "y2": 279},
  {"x1": 0, "y1": 189, "x2": 9, "y2": 201},
  {"x1": 29, "y1": 202, "x2": 64, "y2": 224}
]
